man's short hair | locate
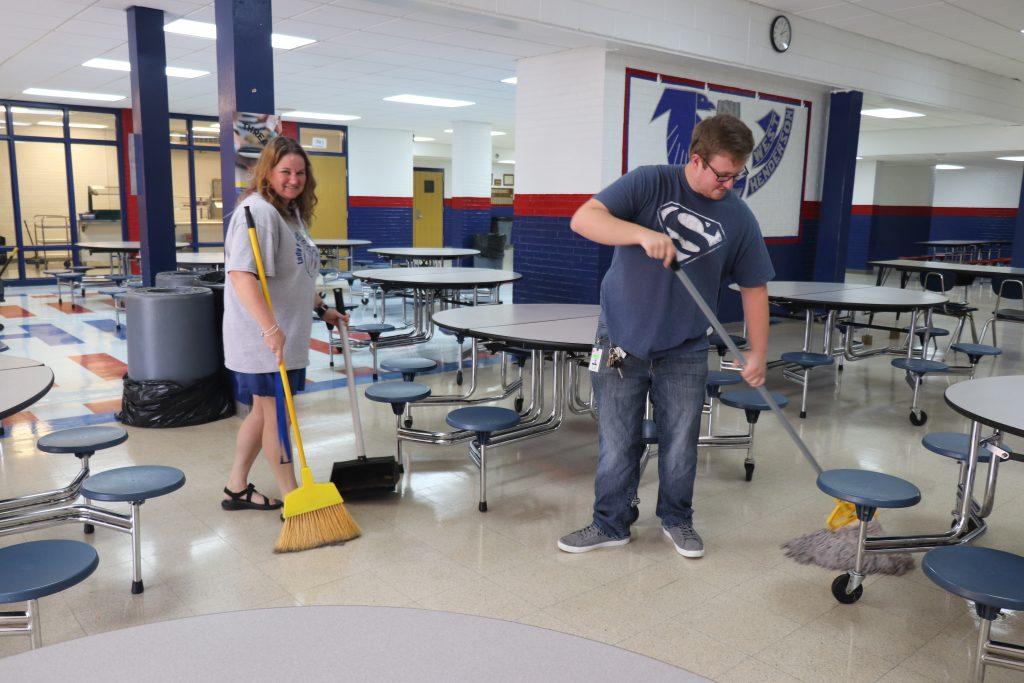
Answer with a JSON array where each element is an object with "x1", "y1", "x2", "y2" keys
[{"x1": 689, "y1": 114, "x2": 754, "y2": 163}]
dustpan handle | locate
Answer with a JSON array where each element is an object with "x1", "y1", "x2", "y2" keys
[
  {"x1": 337, "y1": 320, "x2": 368, "y2": 458},
  {"x1": 669, "y1": 259, "x2": 823, "y2": 475}
]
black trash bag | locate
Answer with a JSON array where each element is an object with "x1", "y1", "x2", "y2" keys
[
  {"x1": 472, "y1": 233, "x2": 506, "y2": 259},
  {"x1": 118, "y1": 371, "x2": 234, "y2": 428}
]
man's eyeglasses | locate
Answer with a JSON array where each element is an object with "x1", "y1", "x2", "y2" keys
[{"x1": 699, "y1": 155, "x2": 748, "y2": 184}]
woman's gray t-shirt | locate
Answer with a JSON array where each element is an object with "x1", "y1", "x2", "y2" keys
[
  {"x1": 594, "y1": 164, "x2": 775, "y2": 361},
  {"x1": 222, "y1": 193, "x2": 320, "y2": 373}
]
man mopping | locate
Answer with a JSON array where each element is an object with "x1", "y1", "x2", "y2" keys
[{"x1": 559, "y1": 114, "x2": 775, "y2": 558}]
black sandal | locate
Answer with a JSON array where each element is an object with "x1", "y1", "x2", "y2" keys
[{"x1": 221, "y1": 483, "x2": 283, "y2": 511}]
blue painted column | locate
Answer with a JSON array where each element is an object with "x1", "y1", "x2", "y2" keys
[
  {"x1": 1012, "y1": 174, "x2": 1024, "y2": 268},
  {"x1": 127, "y1": 6, "x2": 176, "y2": 285},
  {"x1": 215, "y1": 0, "x2": 274, "y2": 227},
  {"x1": 813, "y1": 90, "x2": 863, "y2": 282}
]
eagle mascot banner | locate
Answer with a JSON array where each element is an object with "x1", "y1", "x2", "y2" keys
[{"x1": 626, "y1": 74, "x2": 809, "y2": 239}]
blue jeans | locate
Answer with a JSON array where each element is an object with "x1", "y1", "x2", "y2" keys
[{"x1": 591, "y1": 338, "x2": 708, "y2": 539}]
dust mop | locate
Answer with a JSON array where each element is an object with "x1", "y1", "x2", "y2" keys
[{"x1": 667, "y1": 257, "x2": 914, "y2": 576}]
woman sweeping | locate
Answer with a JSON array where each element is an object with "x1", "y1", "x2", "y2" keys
[{"x1": 220, "y1": 136, "x2": 346, "y2": 511}]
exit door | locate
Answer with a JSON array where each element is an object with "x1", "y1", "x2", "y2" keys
[{"x1": 413, "y1": 169, "x2": 443, "y2": 247}]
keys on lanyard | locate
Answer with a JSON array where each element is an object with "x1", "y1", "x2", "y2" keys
[{"x1": 607, "y1": 346, "x2": 626, "y2": 378}]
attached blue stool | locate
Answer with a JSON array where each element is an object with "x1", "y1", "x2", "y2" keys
[
  {"x1": 81, "y1": 465, "x2": 185, "y2": 594},
  {"x1": 365, "y1": 381, "x2": 431, "y2": 469},
  {"x1": 817, "y1": 469, "x2": 921, "y2": 603},
  {"x1": 445, "y1": 406, "x2": 520, "y2": 512},
  {"x1": 780, "y1": 351, "x2": 834, "y2": 419},
  {"x1": 351, "y1": 323, "x2": 396, "y2": 380},
  {"x1": 891, "y1": 357, "x2": 949, "y2": 426},
  {"x1": 98, "y1": 287, "x2": 127, "y2": 330},
  {"x1": 704, "y1": 371, "x2": 741, "y2": 435},
  {"x1": 380, "y1": 357, "x2": 437, "y2": 427},
  {"x1": 31, "y1": 426, "x2": 130, "y2": 535},
  {"x1": 0, "y1": 540, "x2": 98, "y2": 649},
  {"x1": 708, "y1": 333, "x2": 747, "y2": 370},
  {"x1": 44, "y1": 270, "x2": 83, "y2": 304},
  {"x1": 903, "y1": 325, "x2": 950, "y2": 358},
  {"x1": 717, "y1": 389, "x2": 789, "y2": 481},
  {"x1": 950, "y1": 343, "x2": 1001, "y2": 379},
  {"x1": 923, "y1": 546, "x2": 1024, "y2": 682}
]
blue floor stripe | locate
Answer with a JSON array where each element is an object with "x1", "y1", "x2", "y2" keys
[
  {"x1": 1, "y1": 411, "x2": 118, "y2": 439},
  {"x1": 84, "y1": 318, "x2": 127, "y2": 340},
  {"x1": 0, "y1": 332, "x2": 31, "y2": 340},
  {"x1": 19, "y1": 323, "x2": 83, "y2": 346}
]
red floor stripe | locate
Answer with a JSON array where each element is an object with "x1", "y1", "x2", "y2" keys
[
  {"x1": 84, "y1": 398, "x2": 123, "y2": 414},
  {"x1": 68, "y1": 353, "x2": 127, "y2": 380},
  {"x1": 0, "y1": 305, "x2": 33, "y2": 318},
  {"x1": 46, "y1": 302, "x2": 92, "y2": 314},
  {"x1": 309, "y1": 339, "x2": 331, "y2": 355}
]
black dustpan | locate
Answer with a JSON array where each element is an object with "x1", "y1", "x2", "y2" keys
[{"x1": 329, "y1": 318, "x2": 403, "y2": 497}]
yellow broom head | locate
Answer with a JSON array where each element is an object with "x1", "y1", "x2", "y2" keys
[{"x1": 275, "y1": 468, "x2": 361, "y2": 553}]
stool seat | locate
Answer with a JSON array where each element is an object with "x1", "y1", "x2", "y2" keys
[
  {"x1": 642, "y1": 418, "x2": 658, "y2": 445},
  {"x1": 338, "y1": 272, "x2": 356, "y2": 283},
  {"x1": 81, "y1": 465, "x2": 185, "y2": 502},
  {"x1": 950, "y1": 343, "x2": 1002, "y2": 357},
  {"x1": 0, "y1": 540, "x2": 99, "y2": 603},
  {"x1": 352, "y1": 323, "x2": 396, "y2": 335},
  {"x1": 781, "y1": 351, "x2": 834, "y2": 367},
  {"x1": 381, "y1": 357, "x2": 437, "y2": 375},
  {"x1": 891, "y1": 358, "x2": 948, "y2": 374},
  {"x1": 446, "y1": 406, "x2": 520, "y2": 433},
  {"x1": 98, "y1": 287, "x2": 126, "y2": 297},
  {"x1": 37, "y1": 426, "x2": 128, "y2": 454},
  {"x1": 816, "y1": 469, "x2": 921, "y2": 509},
  {"x1": 53, "y1": 272, "x2": 83, "y2": 282},
  {"x1": 994, "y1": 308, "x2": 1024, "y2": 321},
  {"x1": 365, "y1": 381, "x2": 431, "y2": 404},
  {"x1": 706, "y1": 370, "x2": 742, "y2": 387},
  {"x1": 903, "y1": 325, "x2": 950, "y2": 337},
  {"x1": 923, "y1": 546, "x2": 1024, "y2": 612},
  {"x1": 69, "y1": 265, "x2": 93, "y2": 273},
  {"x1": 107, "y1": 274, "x2": 129, "y2": 284},
  {"x1": 922, "y1": 432, "x2": 994, "y2": 463},
  {"x1": 719, "y1": 389, "x2": 789, "y2": 412},
  {"x1": 708, "y1": 333, "x2": 746, "y2": 350}
]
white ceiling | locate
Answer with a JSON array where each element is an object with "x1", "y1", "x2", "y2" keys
[
  {"x1": 2, "y1": 0, "x2": 1024, "y2": 151},
  {"x1": 756, "y1": 1, "x2": 1024, "y2": 82}
]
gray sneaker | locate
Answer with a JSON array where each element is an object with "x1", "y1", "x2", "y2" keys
[
  {"x1": 663, "y1": 522, "x2": 704, "y2": 558},
  {"x1": 557, "y1": 524, "x2": 630, "y2": 553}
]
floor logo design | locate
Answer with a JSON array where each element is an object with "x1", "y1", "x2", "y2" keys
[{"x1": 658, "y1": 202, "x2": 725, "y2": 265}]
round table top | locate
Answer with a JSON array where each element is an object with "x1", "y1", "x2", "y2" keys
[
  {"x1": 868, "y1": 259, "x2": 1024, "y2": 277},
  {"x1": 945, "y1": 376, "x2": 1024, "y2": 438},
  {"x1": 0, "y1": 360, "x2": 54, "y2": 420},
  {"x1": 433, "y1": 304, "x2": 600, "y2": 351},
  {"x1": 353, "y1": 267, "x2": 520, "y2": 288},
  {"x1": 176, "y1": 252, "x2": 225, "y2": 266},
  {"x1": 759, "y1": 281, "x2": 946, "y2": 311},
  {"x1": 0, "y1": 606, "x2": 700, "y2": 682},
  {"x1": 917, "y1": 240, "x2": 989, "y2": 247},
  {"x1": 77, "y1": 241, "x2": 189, "y2": 252},
  {"x1": 369, "y1": 247, "x2": 479, "y2": 259},
  {"x1": 315, "y1": 239, "x2": 372, "y2": 248}
]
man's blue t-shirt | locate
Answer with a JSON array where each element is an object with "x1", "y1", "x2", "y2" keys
[{"x1": 594, "y1": 164, "x2": 775, "y2": 360}]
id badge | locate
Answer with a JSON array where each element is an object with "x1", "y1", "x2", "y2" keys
[{"x1": 588, "y1": 346, "x2": 604, "y2": 373}]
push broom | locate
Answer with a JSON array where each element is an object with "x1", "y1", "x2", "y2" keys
[
  {"x1": 243, "y1": 207, "x2": 361, "y2": 553},
  {"x1": 667, "y1": 254, "x2": 913, "y2": 575}
]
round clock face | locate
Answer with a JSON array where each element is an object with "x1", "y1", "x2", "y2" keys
[{"x1": 771, "y1": 15, "x2": 792, "y2": 53}]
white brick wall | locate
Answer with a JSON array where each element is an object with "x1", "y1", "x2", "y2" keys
[
  {"x1": 852, "y1": 160, "x2": 877, "y2": 206},
  {"x1": 452, "y1": 122, "x2": 493, "y2": 197},
  {"x1": 873, "y1": 164, "x2": 934, "y2": 207},
  {"x1": 933, "y1": 163, "x2": 1023, "y2": 209},
  {"x1": 348, "y1": 127, "x2": 414, "y2": 196}
]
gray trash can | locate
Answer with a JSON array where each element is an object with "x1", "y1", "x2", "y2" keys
[
  {"x1": 154, "y1": 271, "x2": 201, "y2": 288},
  {"x1": 125, "y1": 286, "x2": 218, "y2": 385}
]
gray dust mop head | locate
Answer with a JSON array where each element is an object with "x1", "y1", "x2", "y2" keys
[{"x1": 782, "y1": 521, "x2": 915, "y2": 575}]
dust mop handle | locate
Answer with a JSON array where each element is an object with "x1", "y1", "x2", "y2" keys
[
  {"x1": 669, "y1": 261, "x2": 823, "y2": 475},
  {"x1": 337, "y1": 321, "x2": 368, "y2": 458},
  {"x1": 244, "y1": 207, "x2": 309, "y2": 470}
]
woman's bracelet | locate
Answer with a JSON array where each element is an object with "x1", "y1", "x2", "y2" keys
[{"x1": 260, "y1": 323, "x2": 280, "y2": 337}]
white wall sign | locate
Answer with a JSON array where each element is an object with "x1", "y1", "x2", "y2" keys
[
  {"x1": 311, "y1": 136, "x2": 327, "y2": 149},
  {"x1": 625, "y1": 72, "x2": 810, "y2": 239}
]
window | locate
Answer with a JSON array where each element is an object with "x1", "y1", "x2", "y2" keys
[
  {"x1": 12, "y1": 106, "x2": 64, "y2": 139},
  {"x1": 169, "y1": 118, "x2": 188, "y2": 145},
  {"x1": 72, "y1": 144, "x2": 122, "y2": 266},
  {"x1": 68, "y1": 111, "x2": 117, "y2": 142},
  {"x1": 16, "y1": 140, "x2": 71, "y2": 277}
]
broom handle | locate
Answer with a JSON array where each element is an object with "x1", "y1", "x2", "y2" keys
[
  {"x1": 337, "y1": 320, "x2": 368, "y2": 458},
  {"x1": 669, "y1": 260, "x2": 823, "y2": 475},
  {"x1": 244, "y1": 207, "x2": 310, "y2": 471}
]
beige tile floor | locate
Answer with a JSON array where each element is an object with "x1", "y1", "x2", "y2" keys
[{"x1": 3, "y1": 272, "x2": 1024, "y2": 681}]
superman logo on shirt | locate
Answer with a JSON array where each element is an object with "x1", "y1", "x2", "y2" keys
[{"x1": 657, "y1": 202, "x2": 726, "y2": 266}]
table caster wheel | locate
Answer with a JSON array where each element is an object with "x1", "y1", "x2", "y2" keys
[
  {"x1": 799, "y1": 410, "x2": 807, "y2": 419},
  {"x1": 831, "y1": 574, "x2": 863, "y2": 604},
  {"x1": 361, "y1": 298, "x2": 368, "y2": 306},
  {"x1": 744, "y1": 462, "x2": 755, "y2": 481},
  {"x1": 514, "y1": 397, "x2": 524, "y2": 412},
  {"x1": 910, "y1": 410, "x2": 927, "y2": 426},
  {"x1": 83, "y1": 523, "x2": 95, "y2": 535},
  {"x1": 404, "y1": 417, "x2": 413, "y2": 428},
  {"x1": 456, "y1": 371, "x2": 463, "y2": 386},
  {"x1": 478, "y1": 501, "x2": 487, "y2": 512}
]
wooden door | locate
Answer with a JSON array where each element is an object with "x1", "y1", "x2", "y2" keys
[
  {"x1": 308, "y1": 155, "x2": 347, "y2": 239},
  {"x1": 413, "y1": 169, "x2": 443, "y2": 247}
]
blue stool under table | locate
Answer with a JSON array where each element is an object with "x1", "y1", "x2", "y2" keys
[
  {"x1": 365, "y1": 381, "x2": 431, "y2": 475},
  {"x1": 446, "y1": 407, "x2": 520, "y2": 512},
  {"x1": 350, "y1": 323, "x2": 396, "y2": 381},
  {"x1": 817, "y1": 469, "x2": 921, "y2": 604},
  {"x1": 0, "y1": 540, "x2": 98, "y2": 649},
  {"x1": 891, "y1": 357, "x2": 949, "y2": 426},
  {"x1": 703, "y1": 370, "x2": 742, "y2": 436},
  {"x1": 715, "y1": 388, "x2": 790, "y2": 481},
  {"x1": 380, "y1": 357, "x2": 437, "y2": 429},
  {"x1": 923, "y1": 545, "x2": 1024, "y2": 682},
  {"x1": 949, "y1": 343, "x2": 1002, "y2": 379}
]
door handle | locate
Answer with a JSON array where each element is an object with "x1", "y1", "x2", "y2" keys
[{"x1": 415, "y1": 210, "x2": 423, "y2": 220}]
